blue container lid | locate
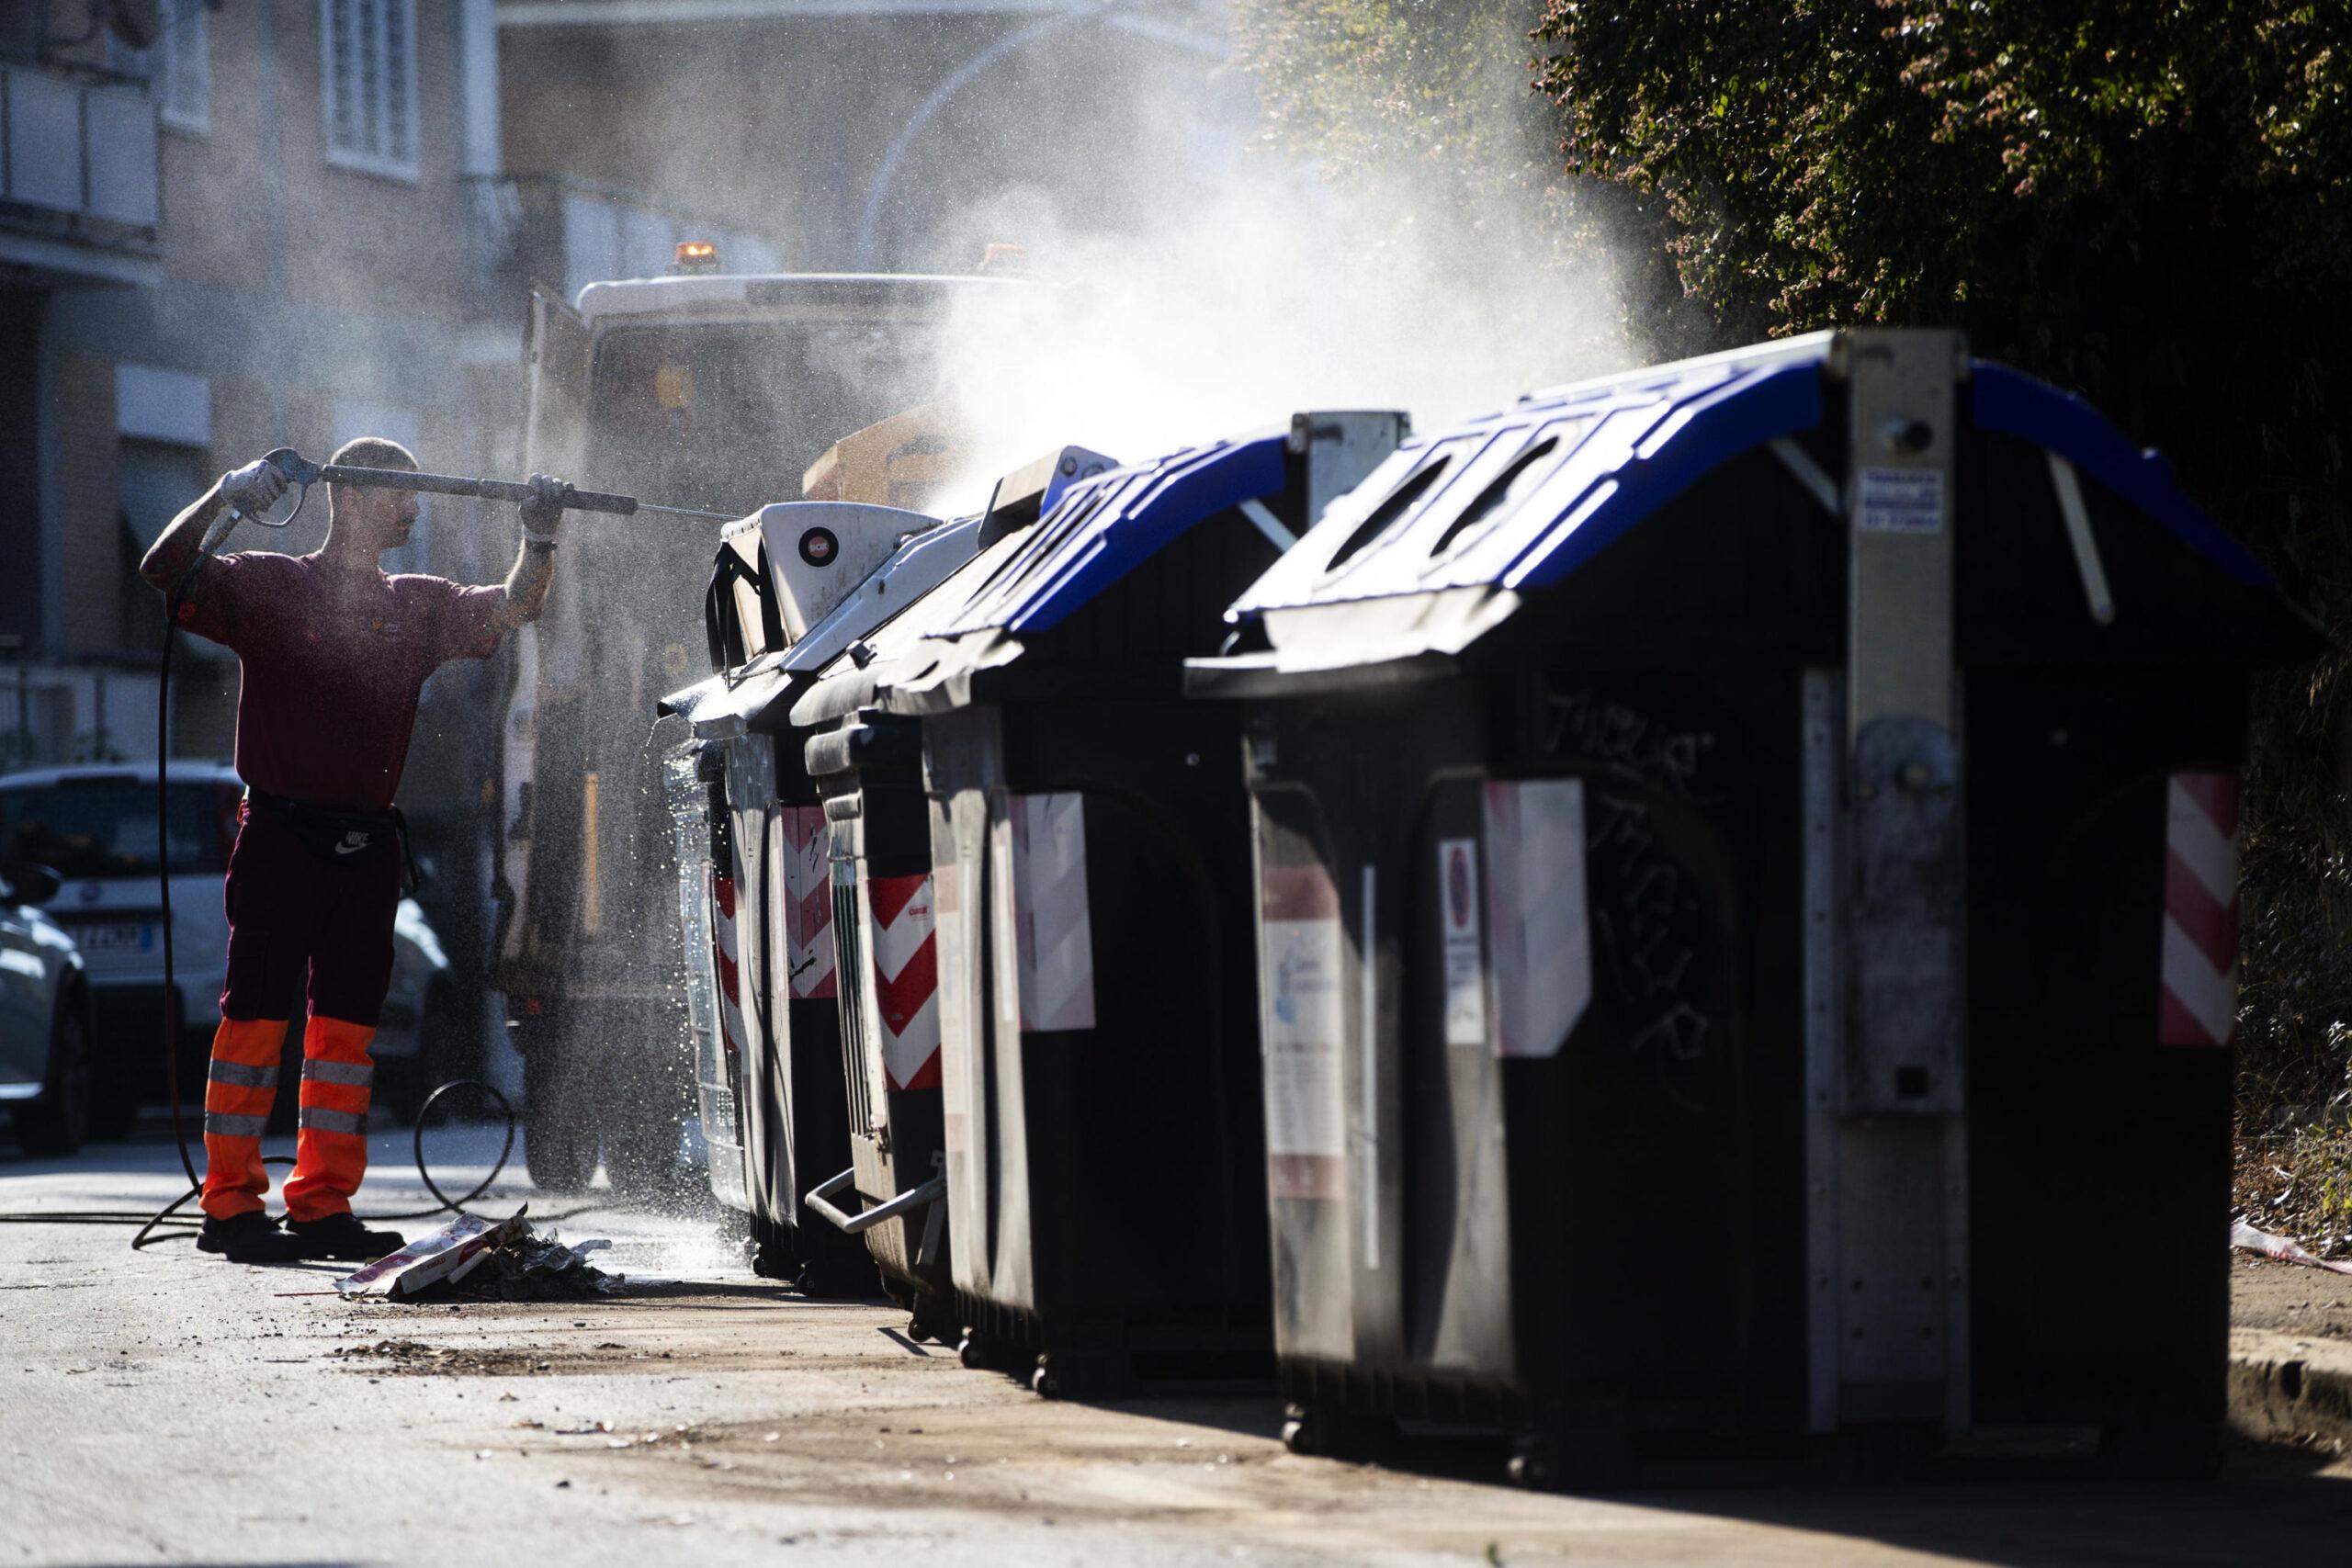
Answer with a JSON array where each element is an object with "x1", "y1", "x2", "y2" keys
[
  {"x1": 938, "y1": 433, "x2": 1289, "y2": 638},
  {"x1": 1225, "y1": 334, "x2": 2272, "y2": 645}
]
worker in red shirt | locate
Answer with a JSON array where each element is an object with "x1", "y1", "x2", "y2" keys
[{"x1": 139, "y1": 437, "x2": 569, "y2": 1265}]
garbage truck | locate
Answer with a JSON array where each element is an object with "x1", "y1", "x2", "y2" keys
[{"x1": 495, "y1": 261, "x2": 1026, "y2": 1193}]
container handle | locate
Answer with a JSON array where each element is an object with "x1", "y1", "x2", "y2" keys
[{"x1": 803, "y1": 1156, "x2": 947, "y2": 1235}]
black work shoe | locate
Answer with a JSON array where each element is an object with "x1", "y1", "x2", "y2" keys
[
  {"x1": 197, "y1": 1212, "x2": 309, "y2": 1265},
  {"x1": 285, "y1": 1213, "x2": 405, "y2": 1262}
]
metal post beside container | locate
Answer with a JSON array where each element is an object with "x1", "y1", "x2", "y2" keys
[{"x1": 1808, "y1": 329, "x2": 1972, "y2": 1433}]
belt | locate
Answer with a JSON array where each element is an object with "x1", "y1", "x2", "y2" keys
[{"x1": 245, "y1": 787, "x2": 420, "y2": 890}]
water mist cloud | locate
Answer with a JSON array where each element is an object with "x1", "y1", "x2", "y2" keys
[{"x1": 918, "y1": 46, "x2": 1640, "y2": 509}]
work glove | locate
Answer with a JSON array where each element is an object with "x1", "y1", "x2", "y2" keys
[
  {"x1": 220, "y1": 457, "x2": 289, "y2": 518},
  {"x1": 521, "y1": 473, "x2": 570, "y2": 543}
]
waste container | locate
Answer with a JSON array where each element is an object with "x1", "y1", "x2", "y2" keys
[
  {"x1": 791, "y1": 446, "x2": 1117, "y2": 1337},
  {"x1": 659, "y1": 497, "x2": 986, "y2": 1291},
  {"x1": 1186, "y1": 329, "x2": 2318, "y2": 1480},
  {"x1": 817, "y1": 414, "x2": 1406, "y2": 1393}
]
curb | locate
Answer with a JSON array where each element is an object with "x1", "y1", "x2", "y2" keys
[{"x1": 2229, "y1": 1328, "x2": 2352, "y2": 1452}]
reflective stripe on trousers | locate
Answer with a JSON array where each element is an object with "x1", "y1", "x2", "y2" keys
[
  {"x1": 198, "y1": 1017, "x2": 287, "y2": 1221},
  {"x1": 281, "y1": 1016, "x2": 376, "y2": 1223}
]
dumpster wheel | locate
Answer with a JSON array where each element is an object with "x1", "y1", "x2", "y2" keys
[
  {"x1": 1508, "y1": 1429, "x2": 1632, "y2": 1493},
  {"x1": 1029, "y1": 1349, "x2": 1121, "y2": 1401},
  {"x1": 745, "y1": 1213, "x2": 799, "y2": 1280},
  {"x1": 956, "y1": 1327, "x2": 1023, "y2": 1374},
  {"x1": 1279, "y1": 1403, "x2": 1395, "y2": 1461},
  {"x1": 906, "y1": 1293, "x2": 959, "y2": 1347}
]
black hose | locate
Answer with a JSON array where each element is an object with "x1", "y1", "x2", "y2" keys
[
  {"x1": 158, "y1": 579, "x2": 198, "y2": 1194},
  {"x1": 380, "y1": 1078, "x2": 514, "y2": 1220}
]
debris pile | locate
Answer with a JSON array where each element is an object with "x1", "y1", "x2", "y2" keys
[
  {"x1": 438, "y1": 1228, "x2": 621, "y2": 1303},
  {"x1": 335, "y1": 1207, "x2": 627, "y2": 1303}
]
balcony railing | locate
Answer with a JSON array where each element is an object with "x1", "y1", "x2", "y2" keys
[{"x1": 0, "y1": 60, "x2": 160, "y2": 232}]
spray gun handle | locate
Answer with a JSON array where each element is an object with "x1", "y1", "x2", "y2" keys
[{"x1": 261, "y1": 447, "x2": 322, "y2": 487}]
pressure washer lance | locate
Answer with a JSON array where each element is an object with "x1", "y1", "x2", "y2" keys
[{"x1": 236, "y1": 446, "x2": 740, "y2": 530}]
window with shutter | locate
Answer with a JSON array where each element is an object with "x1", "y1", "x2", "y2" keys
[
  {"x1": 108, "y1": 0, "x2": 209, "y2": 134},
  {"x1": 321, "y1": 0, "x2": 419, "y2": 179}
]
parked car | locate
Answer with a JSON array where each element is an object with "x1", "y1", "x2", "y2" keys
[
  {"x1": 0, "y1": 762, "x2": 461, "y2": 1134},
  {"x1": 0, "y1": 860, "x2": 92, "y2": 1155}
]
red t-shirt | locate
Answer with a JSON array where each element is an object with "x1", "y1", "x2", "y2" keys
[{"x1": 175, "y1": 550, "x2": 506, "y2": 810}]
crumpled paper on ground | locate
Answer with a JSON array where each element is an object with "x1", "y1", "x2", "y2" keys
[{"x1": 335, "y1": 1207, "x2": 627, "y2": 1302}]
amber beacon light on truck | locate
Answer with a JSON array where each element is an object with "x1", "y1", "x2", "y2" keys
[{"x1": 672, "y1": 240, "x2": 719, "y2": 275}]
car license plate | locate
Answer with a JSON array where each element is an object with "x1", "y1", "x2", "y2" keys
[{"x1": 71, "y1": 920, "x2": 154, "y2": 953}]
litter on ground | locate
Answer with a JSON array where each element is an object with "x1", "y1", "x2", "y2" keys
[
  {"x1": 334, "y1": 1208, "x2": 627, "y2": 1302},
  {"x1": 2232, "y1": 1216, "x2": 2352, "y2": 1277}
]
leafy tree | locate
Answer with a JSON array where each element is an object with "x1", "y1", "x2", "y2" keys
[
  {"x1": 1238, "y1": 0, "x2": 2352, "y2": 1103},
  {"x1": 1535, "y1": 0, "x2": 2351, "y2": 1100}
]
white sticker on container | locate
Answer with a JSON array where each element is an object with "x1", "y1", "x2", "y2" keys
[
  {"x1": 1260, "y1": 861, "x2": 1347, "y2": 1201},
  {"x1": 1482, "y1": 779, "x2": 1591, "y2": 1058},
  {"x1": 1857, "y1": 467, "x2": 1945, "y2": 534},
  {"x1": 1005, "y1": 793, "x2": 1095, "y2": 1032},
  {"x1": 1438, "y1": 837, "x2": 1487, "y2": 1046}
]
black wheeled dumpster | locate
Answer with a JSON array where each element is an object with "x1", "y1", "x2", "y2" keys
[
  {"x1": 840, "y1": 414, "x2": 1407, "y2": 1395},
  {"x1": 1186, "y1": 329, "x2": 2318, "y2": 1481},
  {"x1": 791, "y1": 450, "x2": 1115, "y2": 1337},
  {"x1": 662, "y1": 499, "x2": 986, "y2": 1292}
]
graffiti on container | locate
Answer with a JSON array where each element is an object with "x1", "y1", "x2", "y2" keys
[
  {"x1": 1541, "y1": 689, "x2": 1717, "y2": 798},
  {"x1": 1532, "y1": 687, "x2": 1731, "y2": 1095},
  {"x1": 1588, "y1": 786, "x2": 1714, "y2": 1072},
  {"x1": 1627, "y1": 1000, "x2": 1711, "y2": 1063}
]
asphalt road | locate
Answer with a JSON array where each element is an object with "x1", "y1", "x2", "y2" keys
[{"x1": 6, "y1": 1124, "x2": 2352, "y2": 1567}]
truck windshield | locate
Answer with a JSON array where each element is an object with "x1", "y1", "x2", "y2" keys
[
  {"x1": 0, "y1": 778, "x2": 243, "y2": 879},
  {"x1": 585, "y1": 321, "x2": 936, "y2": 517}
]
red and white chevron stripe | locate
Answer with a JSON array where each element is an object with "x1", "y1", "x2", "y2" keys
[
  {"x1": 781, "y1": 807, "x2": 836, "y2": 999},
  {"x1": 2160, "y1": 772, "x2": 2240, "y2": 1048},
  {"x1": 869, "y1": 872, "x2": 941, "y2": 1090},
  {"x1": 708, "y1": 869, "x2": 746, "y2": 1062},
  {"x1": 1006, "y1": 793, "x2": 1095, "y2": 1032}
]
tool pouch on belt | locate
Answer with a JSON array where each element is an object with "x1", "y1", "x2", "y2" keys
[{"x1": 247, "y1": 788, "x2": 422, "y2": 893}]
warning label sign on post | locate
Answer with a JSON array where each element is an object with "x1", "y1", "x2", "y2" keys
[{"x1": 1857, "y1": 467, "x2": 1946, "y2": 534}]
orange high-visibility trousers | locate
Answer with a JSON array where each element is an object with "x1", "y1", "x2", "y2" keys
[
  {"x1": 198, "y1": 1016, "x2": 284, "y2": 1220},
  {"x1": 280, "y1": 1016, "x2": 378, "y2": 1221},
  {"x1": 198, "y1": 799, "x2": 401, "y2": 1223}
]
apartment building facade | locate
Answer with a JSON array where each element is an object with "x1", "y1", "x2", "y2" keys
[
  {"x1": 3, "y1": 1, "x2": 508, "y2": 769},
  {"x1": 493, "y1": 0, "x2": 1246, "y2": 276}
]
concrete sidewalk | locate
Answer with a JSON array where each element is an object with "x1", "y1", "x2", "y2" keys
[
  {"x1": 2230, "y1": 1256, "x2": 2352, "y2": 1454},
  {"x1": 6, "y1": 1127, "x2": 2352, "y2": 1566}
]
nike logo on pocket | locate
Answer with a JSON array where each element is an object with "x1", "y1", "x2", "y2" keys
[{"x1": 334, "y1": 831, "x2": 371, "y2": 855}]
